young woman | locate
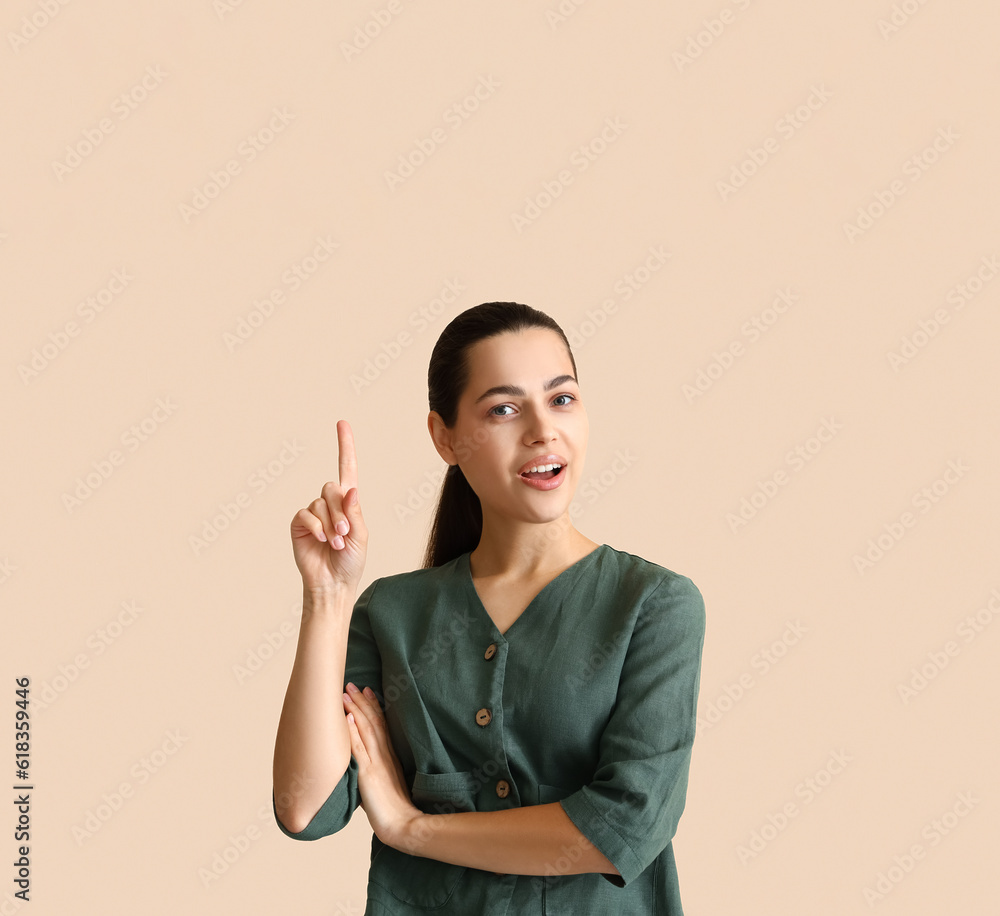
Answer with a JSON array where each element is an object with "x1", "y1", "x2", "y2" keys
[{"x1": 272, "y1": 302, "x2": 706, "y2": 914}]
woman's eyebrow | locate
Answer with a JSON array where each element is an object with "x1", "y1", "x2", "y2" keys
[{"x1": 474, "y1": 374, "x2": 578, "y2": 404}]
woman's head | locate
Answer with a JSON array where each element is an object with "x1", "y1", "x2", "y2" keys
[{"x1": 422, "y1": 302, "x2": 585, "y2": 568}]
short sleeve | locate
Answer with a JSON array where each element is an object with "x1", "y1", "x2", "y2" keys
[
  {"x1": 557, "y1": 572, "x2": 706, "y2": 887},
  {"x1": 272, "y1": 577, "x2": 383, "y2": 841}
]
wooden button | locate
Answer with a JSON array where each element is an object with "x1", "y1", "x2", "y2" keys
[
  {"x1": 475, "y1": 707, "x2": 492, "y2": 726},
  {"x1": 484, "y1": 643, "x2": 497, "y2": 660},
  {"x1": 495, "y1": 779, "x2": 510, "y2": 798}
]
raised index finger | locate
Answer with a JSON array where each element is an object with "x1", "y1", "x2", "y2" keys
[{"x1": 337, "y1": 419, "x2": 358, "y2": 493}]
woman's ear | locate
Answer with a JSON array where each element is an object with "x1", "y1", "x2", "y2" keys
[{"x1": 427, "y1": 411, "x2": 457, "y2": 465}]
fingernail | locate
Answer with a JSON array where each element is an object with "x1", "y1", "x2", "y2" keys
[
  {"x1": 343, "y1": 692, "x2": 351, "y2": 703},
  {"x1": 335, "y1": 519, "x2": 349, "y2": 536},
  {"x1": 363, "y1": 686, "x2": 374, "y2": 698},
  {"x1": 346, "y1": 682, "x2": 357, "y2": 692}
]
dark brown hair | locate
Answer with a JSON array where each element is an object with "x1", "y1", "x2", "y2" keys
[{"x1": 422, "y1": 302, "x2": 578, "y2": 568}]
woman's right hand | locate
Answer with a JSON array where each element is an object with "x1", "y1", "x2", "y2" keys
[{"x1": 291, "y1": 419, "x2": 368, "y2": 595}]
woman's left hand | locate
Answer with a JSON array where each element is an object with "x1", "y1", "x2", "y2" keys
[{"x1": 343, "y1": 683, "x2": 421, "y2": 850}]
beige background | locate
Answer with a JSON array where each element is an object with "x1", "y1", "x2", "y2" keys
[{"x1": 3, "y1": 1, "x2": 997, "y2": 913}]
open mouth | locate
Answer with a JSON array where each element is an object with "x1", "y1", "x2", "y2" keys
[{"x1": 520, "y1": 464, "x2": 565, "y2": 481}]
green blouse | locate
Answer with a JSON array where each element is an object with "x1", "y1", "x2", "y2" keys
[{"x1": 273, "y1": 543, "x2": 706, "y2": 915}]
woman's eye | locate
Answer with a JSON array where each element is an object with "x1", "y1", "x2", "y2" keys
[{"x1": 489, "y1": 395, "x2": 575, "y2": 417}]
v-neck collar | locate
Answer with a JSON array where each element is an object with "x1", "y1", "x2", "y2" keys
[{"x1": 459, "y1": 544, "x2": 607, "y2": 639}]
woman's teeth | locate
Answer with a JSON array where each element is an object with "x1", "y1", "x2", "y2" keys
[{"x1": 522, "y1": 464, "x2": 563, "y2": 479}]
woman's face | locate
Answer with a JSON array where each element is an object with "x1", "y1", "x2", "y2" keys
[{"x1": 430, "y1": 327, "x2": 588, "y2": 529}]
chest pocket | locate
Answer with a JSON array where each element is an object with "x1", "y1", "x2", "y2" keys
[{"x1": 369, "y1": 770, "x2": 475, "y2": 909}]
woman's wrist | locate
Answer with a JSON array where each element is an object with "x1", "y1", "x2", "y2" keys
[
  {"x1": 394, "y1": 809, "x2": 433, "y2": 856},
  {"x1": 302, "y1": 582, "x2": 355, "y2": 614}
]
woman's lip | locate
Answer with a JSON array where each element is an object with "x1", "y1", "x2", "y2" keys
[{"x1": 517, "y1": 464, "x2": 567, "y2": 491}]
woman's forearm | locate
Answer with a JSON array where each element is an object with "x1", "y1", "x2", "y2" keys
[
  {"x1": 272, "y1": 585, "x2": 355, "y2": 833},
  {"x1": 397, "y1": 801, "x2": 619, "y2": 879}
]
